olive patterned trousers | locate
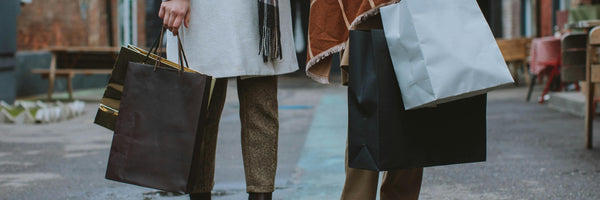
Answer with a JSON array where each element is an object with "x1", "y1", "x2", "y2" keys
[{"x1": 191, "y1": 76, "x2": 278, "y2": 193}]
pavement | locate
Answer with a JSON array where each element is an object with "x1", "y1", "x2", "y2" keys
[{"x1": 1, "y1": 74, "x2": 600, "y2": 200}]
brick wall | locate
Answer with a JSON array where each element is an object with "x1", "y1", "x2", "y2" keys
[
  {"x1": 503, "y1": 0, "x2": 523, "y2": 38},
  {"x1": 17, "y1": 0, "x2": 112, "y2": 50},
  {"x1": 540, "y1": 0, "x2": 554, "y2": 37},
  {"x1": 17, "y1": 0, "x2": 147, "y2": 51}
]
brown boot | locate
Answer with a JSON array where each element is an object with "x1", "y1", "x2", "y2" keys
[
  {"x1": 190, "y1": 192, "x2": 211, "y2": 200},
  {"x1": 248, "y1": 192, "x2": 272, "y2": 200}
]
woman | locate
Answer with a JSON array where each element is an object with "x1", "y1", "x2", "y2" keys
[
  {"x1": 159, "y1": 0, "x2": 298, "y2": 200},
  {"x1": 306, "y1": 1, "x2": 423, "y2": 200}
]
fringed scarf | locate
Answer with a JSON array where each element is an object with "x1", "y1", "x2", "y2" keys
[{"x1": 258, "y1": 0, "x2": 282, "y2": 62}]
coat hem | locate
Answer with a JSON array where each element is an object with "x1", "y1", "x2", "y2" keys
[{"x1": 204, "y1": 68, "x2": 299, "y2": 79}]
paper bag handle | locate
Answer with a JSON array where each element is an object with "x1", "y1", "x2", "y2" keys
[
  {"x1": 144, "y1": 28, "x2": 164, "y2": 64},
  {"x1": 142, "y1": 27, "x2": 190, "y2": 73}
]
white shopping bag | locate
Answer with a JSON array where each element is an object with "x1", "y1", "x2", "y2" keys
[{"x1": 380, "y1": 0, "x2": 514, "y2": 110}]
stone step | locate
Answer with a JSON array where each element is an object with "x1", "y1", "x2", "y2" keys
[{"x1": 547, "y1": 91, "x2": 592, "y2": 118}]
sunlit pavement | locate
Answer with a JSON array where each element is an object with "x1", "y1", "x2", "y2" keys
[{"x1": 1, "y1": 75, "x2": 599, "y2": 199}]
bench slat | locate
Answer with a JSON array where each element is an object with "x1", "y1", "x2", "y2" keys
[{"x1": 31, "y1": 69, "x2": 112, "y2": 74}]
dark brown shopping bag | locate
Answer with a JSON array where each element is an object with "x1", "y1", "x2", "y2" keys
[
  {"x1": 105, "y1": 35, "x2": 212, "y2": 193},
  {"x1": 94, "y1": 29, "x2": 197, "y2": 131},
  {"x1": 347, "y1": 30, "x2": 486, "y2": 171}
]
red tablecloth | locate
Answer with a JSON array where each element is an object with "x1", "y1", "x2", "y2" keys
[{"x1": 529, "y1": 36, "x2": 562, "y2": 75}]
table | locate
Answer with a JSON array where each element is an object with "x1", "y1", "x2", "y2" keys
[
  {"x1": 529, "y1": 37, "x2": 561, "y2": 74},
  {"x1": 528, "y1": 36, "x2": 562, "y2": 103}
]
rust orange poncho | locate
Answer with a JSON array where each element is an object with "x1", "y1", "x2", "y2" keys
[{"x1": 306, "y1": 0, "x2": 400, "y2": 83}]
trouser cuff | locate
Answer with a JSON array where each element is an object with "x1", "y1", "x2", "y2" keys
[{"x1": 246, "y1": 185, "x2": 275, "y2": 193}]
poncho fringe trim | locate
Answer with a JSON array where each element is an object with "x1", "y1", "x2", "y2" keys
[{"x1": 305, "y1": 0, "x2": 401, "y2": 84}]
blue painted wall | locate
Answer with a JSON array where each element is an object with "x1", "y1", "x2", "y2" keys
[{"x1": 0, "y1": 0, "x2": 19, "y2": 103}]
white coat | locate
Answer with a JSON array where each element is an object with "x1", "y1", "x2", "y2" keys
[{"x1": 166, "y1": 0, "x2": 299, "y2": 78}]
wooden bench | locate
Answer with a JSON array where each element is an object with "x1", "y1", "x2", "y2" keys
[
  {"x1": 31, "y1": 46, "x2": 119, "y2": 100},
  {"x1": 496, "y1": 37, "x2": 533, "y2": 85}
]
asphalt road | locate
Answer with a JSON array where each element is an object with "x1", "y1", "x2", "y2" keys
[{"x1": 1, "y1": 76, "x2": 600, "y2": 200}]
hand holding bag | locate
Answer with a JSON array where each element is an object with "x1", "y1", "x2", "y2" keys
[
  {"x1": 105, "y1": 30, "x2": 212, "y2": 193},
  {"x1": 94, "y1": 29, "x2": 198, "y2": 131},
  {"x1": 380, "y1": 0, "x2": 514, "y2": 110}
]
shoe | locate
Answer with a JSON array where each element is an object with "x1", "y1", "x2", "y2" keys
[
  {"x1": 190, "y1": 192, "x2": 211, "y2": 200},
  {"x1": 248, "y1": 192, "x2": 272, "y2": 200}
]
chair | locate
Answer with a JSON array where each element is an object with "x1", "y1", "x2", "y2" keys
[
  {"x1": 561, "y1": 33, "x2": 587, "y2": 88},
  {"x1": 496, "y1": 38, "x2": 532, "y2": 85},
  {"x1": 584, "y1": 26, "x2": 600, "y2": 149}
]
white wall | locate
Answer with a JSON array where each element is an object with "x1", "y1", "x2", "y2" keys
[{"x1": 502, "y1": 0, "x2": 523, "y2": 38}]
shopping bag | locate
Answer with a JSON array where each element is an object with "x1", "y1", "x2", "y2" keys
[
  {"x1": 105, "y1": 35, "x2": 212, "y2": 193},
  {"x1": 347, "y1": 30, "x2": 486, "y2": 171},
  {"x1": 94, "y1": 32, "x2": 197, "y2": 131},
  {"x1": 380, "y1": 0, "x2": 514, "y2": 110}
]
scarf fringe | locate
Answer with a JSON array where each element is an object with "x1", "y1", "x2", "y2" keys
[{"x1": 259, "y1": 0, "x2": 282, "y2": 62}]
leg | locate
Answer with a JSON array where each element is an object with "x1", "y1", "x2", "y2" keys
[
  {"x1": 189, "y1": 78, "x2": 229, "y2": 195},
  {"x1": 380, "y1": 168, "x2": 424, "y2": 200},
  {"x1": 526, "y1": 74, "x2": 538, "y2": 101},
  {"x1": 523, "y1": 62, "x2": 532, "y2": 86},
  {"x1": 508, "y1": 62, "x2": 519, "y2": 85},
  {"x1": 48, "y1": 54, "x2": 57, "y2": 101},
  {"x1": 586, "y1": 81, "x2": 595, "y2": 149},
  {"x1": 539, "y1": 66, "x2": 560, "y2": 103},
  {"x1": 48, "y1": 75, "x2": 55, "y2": 101},
  {"x1": 237, "y1": 76, "x2": 279, "y2": 193},
  {"x1": 67, "y1": 73, "x2": 74, "y2": 100},
  {"x1": 340, "y1": 145, "x2": 379, "y2": 200}
]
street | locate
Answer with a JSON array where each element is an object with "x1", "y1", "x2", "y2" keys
[{"x1": 1, "y1": 75, "x2": 599, "y2": 200}]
